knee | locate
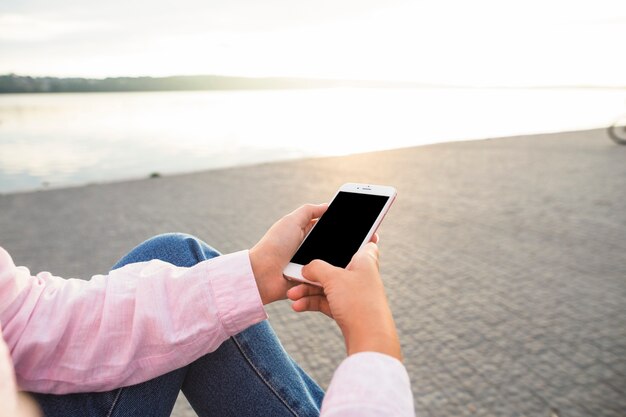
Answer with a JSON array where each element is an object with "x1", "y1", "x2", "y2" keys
[
  {"x1": 146, "y1": 233, "x2": 219, "y2": 266},
  {"x1": 146, "y1": 233, "x2": 199, "y2": 251},
  {"x1": 114, "y1": 233, "x2": 221, "y2": 269}
]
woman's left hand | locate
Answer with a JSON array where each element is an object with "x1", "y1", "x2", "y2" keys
[{"x1": 249, "y1": 204, "x2": 327, "y2": 305}]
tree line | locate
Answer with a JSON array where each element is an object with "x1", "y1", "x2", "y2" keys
[{"x1": 0, "y1": 74, "x2": 401, "y2": 93}]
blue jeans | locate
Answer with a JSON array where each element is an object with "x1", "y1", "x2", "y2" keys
[{"x1": 32, "y1": 234, "x2": 324, "y2": 417}]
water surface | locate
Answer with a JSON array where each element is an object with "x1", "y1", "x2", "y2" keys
[{"x1": 0, "y1": 88, "x2": 624, "y2": 193}]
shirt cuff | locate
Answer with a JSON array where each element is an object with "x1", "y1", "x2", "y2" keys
[
  {"x1": 322, "y1": 352, "x2": 415, "y2": 416},
  {"x1": 204, "y1": 250, "x2": 268, "y2": 336}
]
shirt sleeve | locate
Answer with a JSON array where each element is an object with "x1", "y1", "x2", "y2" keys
[
  {"x1": 321, "y1": 352, "x2": 415, "y2": 417},
  {"x1": 0, "y1": 247, "x2": 267, "y2": 394}
]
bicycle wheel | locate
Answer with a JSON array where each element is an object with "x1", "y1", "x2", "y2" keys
[{"x1": 608, "y1": 115, "x2": 626, "y2": 145}]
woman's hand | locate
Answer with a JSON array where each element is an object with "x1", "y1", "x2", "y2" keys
[
  {"x1": 286, "y1": 243, "x2": 402, "y2": 361},
  {"x1": 249, "y1": 204, "x2": 327, "y2": 305}
]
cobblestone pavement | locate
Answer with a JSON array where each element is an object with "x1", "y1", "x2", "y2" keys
[{"x1": 1, "y1": 129, "x2": 625, "y2": 416}]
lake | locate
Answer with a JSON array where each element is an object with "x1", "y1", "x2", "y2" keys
[{"x1": 0, "y1": 87, "x2": 624, "y2": 193}]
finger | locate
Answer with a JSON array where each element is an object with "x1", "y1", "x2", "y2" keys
[
  {"x1": 370, "y1": 233, "x2": 379, "y2": 244},
  {"x1": 292, "y1": 296, "x2": 332, "y2": 317},
  {"x1": 361, "y1": 242, "x2": 379, "y2": 261},
  {"x1": 301, "y1": 259, "x2": 341, "y2": 286},
  {"x1": 304, "y1": 219, "x2": 318, "y2": 236},
  {"x1": 290, "y1": 203, "x2": 328, "y2": 227},
  {"x1": 287, "y1": 284, "x2": 325, "y2": 301},
  {"x1": 348, "y1": 242, "x2": 380, "y2": 270}
]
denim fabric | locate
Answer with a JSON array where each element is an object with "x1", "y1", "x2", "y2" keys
[{"x1": 33, "y1": 233, "x2": 324, "y2": 417}]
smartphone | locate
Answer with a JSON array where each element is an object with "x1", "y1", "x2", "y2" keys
[{"x1": 283, "y1": 183, "x2": 397, "y2": 286}]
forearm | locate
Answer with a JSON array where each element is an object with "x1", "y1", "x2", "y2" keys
[
  {"x1": 1, "y1": 250, "x2": 267, "y2": 394},
  {"x1": 345, "y1": 327, "x2": 402, "y2": 361},
  {"x1": 344, "y1": 304, "x2": 402, "y2": 360}
]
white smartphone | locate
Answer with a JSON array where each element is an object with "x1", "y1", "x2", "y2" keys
[{"x1": 283, "y1": 183, "x2": 397, "y2": 286}]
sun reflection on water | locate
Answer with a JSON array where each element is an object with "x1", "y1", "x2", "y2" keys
[{"x1": 0, "y1": 88, "x2": 624, "y2": 192}]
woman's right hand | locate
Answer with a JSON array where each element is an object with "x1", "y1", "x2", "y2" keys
[{"x1": 286, "y1": 243, "x2": 402, "y2": 361}]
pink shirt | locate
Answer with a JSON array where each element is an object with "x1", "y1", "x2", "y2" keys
[{"x1": 0, "y1": 246, "x2": 414, "y2": 416}]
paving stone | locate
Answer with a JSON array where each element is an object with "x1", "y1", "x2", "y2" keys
[{"x1": 2, "y1": 128, "x2": 625, "y2": 416}]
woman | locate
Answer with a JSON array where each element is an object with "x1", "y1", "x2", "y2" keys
[{"x1": 0, "y1": 204, "x2": 414, "y2": 416}]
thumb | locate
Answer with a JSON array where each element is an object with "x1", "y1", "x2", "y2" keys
[
  {"x1": 302, "y1": 259, "x2": 341, "y2": 286},
  {"x1": 348, "y1": 242, "x2": 380, "y2": 271}
]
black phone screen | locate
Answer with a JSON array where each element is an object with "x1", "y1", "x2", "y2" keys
[{"x1": 290, "y1": 191, "x2": 389, "y2": 268}]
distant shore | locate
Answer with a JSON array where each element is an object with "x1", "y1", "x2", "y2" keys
[
  {"x1": 2, "y1": 74, "x2": 625, "y2": 94},
  {"x1": 0, "y1": 74, "x2": 426, "y2": 94}
]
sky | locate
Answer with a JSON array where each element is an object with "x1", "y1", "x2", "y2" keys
[{"x1": 1, "y1": 0, "x2": 626, "y2": 86}]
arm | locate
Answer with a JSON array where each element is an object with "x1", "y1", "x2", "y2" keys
[
  {"x1": 0, "y1": 203, "x2": 326, "y2": 394},
  {"x1": 0, "y1": 247, "x2": 266, "y2": 394},
  {"x1": 287, "y1": 243, "x2": 415, "y2": 416},
  {"x1": 322, "y1": 352, "x2": 413, "y2": 417}
]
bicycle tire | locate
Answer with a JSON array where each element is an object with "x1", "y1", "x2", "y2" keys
[{"x1": 608, "y1": 119, "x2": 626, "y2": 145}]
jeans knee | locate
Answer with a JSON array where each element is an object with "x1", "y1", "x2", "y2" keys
[
  {"x1": 148, "y1": 233, "x2": 198, "y2": 249},
  {"x1": 113, "y1": 233, "x2": 220, "y2": 270},
  {"x1": 146, "y1": 233, "x2": 218, "y2": 265}
]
